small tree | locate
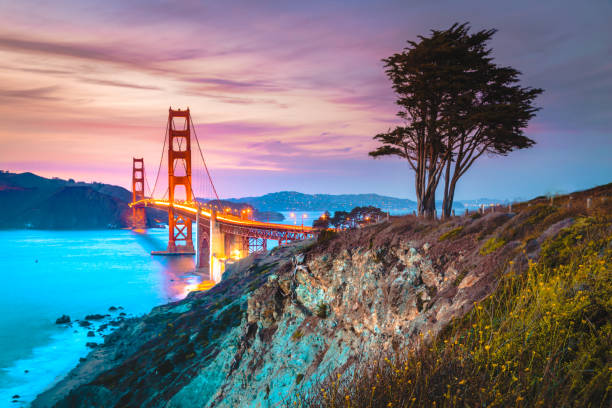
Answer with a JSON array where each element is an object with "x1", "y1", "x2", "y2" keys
[
  {"x1": 313, "y1": 211, "x2": 331, "y2": 229},
  {"x1": 330, "y1": 210, "x2": 350, "y2": 229},
  {"x1": 370, "y1": 23, "x2": 542, "y2": 218},
  {"x1": 348, "y1": 206, "x2": 385, "y2": 224}
]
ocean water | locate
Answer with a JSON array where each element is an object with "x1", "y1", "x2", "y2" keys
[{"x1": 0, "y1": 228, "x2": 203, "y2": 406}]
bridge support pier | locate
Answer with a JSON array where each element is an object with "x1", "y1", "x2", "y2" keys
[
  {"x1": 209, "y1": 209, "x2": 249, "y2": 283},
  {"x1": 195, "y1": 223, "x2": 210, "y2": 274}
]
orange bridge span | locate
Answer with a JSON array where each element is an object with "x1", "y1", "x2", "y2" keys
[{"x1": 129, "y1": 108, "x2": 316, "y2": 282}]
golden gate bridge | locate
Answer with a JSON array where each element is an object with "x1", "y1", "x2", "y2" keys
[{"x1": 129, "y1": 108, "x2": 315, "y2": 282}]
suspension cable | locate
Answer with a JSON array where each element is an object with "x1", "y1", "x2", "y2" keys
[
  {"x1": 143, "y1": 165, "x2": 153, "y2": 198},
  {"x1": 150, "y1": 117, "x2": 169, "y2": 198},
  {"x1": 190, "y1": 115, "x2": 222, "y2": 207}
]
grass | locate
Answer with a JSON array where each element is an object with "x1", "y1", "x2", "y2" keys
[
  {"x1": 438, "y1": 226, "x2": 464, "y2": 242},
  {"x1": 304, "y1": 213, "x2": 611, "y2": 407},
  {"x1": 480, "y1": 236, "x2": 506, "y2": 255}
]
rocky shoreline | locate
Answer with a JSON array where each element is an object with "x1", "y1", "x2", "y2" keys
[{"x1": 9, "y1": 307, "x2": 132, "y2": 406}]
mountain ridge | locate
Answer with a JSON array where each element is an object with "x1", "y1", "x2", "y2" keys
[{"x1": 226, "y1": 190, "x2": 418, "y2": 212}]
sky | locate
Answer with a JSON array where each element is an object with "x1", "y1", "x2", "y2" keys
[{"x1": 0, "y1": 0, "x2": 610, "y2": 201}]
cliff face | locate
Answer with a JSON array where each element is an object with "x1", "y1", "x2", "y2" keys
[{"x1": 34, "y1": 207, "x2": 537, "y2": 407}]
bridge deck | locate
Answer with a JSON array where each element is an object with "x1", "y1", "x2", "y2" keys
[{"x1": 130, "y1": 199, "x2": 316, "y2": 234}]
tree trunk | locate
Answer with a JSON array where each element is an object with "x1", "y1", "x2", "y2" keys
[
  {"x1": 441, "y1": 155, "x2": 452, "y2": 219},
  {"x1": 415, "y1": 169, "x2": 425, "y2": 217},
  {"x1": 444, "y1": 177, "x2": 459, "y2": 219},
  {"x1": 423, "y1": 191, "x2": 436, "y2": 219}
]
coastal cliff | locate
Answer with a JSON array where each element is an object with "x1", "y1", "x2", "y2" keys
[{"x1": 33, "y1": 184, "x2": 611, "y2": 407}]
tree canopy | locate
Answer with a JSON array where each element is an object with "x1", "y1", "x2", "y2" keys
[
  {"x1": 370, "y1": 23, "x2": 542, "y2": 218},
  {"x1": 314, "y1": 206, "x2": 386, "y2": 229}
]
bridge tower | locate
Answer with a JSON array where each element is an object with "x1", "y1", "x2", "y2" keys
[
  {"x1": 167, "y1": 108, "x2": 195, "y2": 254},
  {"x1": 131, "y1": 158, "x2": 146, "y2": 228}
]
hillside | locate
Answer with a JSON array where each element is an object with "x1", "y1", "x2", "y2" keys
[
  {"x1": 227, "y1": 191, "x2": 418, "y2": 212},
  {"x1": 0, "y1": 171, "x2": 160, "y2": 229},
  {"x1": 32, "y1": 183, "x2": 611, "y2": 407}
]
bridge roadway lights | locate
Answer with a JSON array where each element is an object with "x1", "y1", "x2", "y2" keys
[{"x1": 134, "y1": 199, "x2": 317, "y2": 283}]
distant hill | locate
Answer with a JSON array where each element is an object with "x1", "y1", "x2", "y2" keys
[
  {"x1": 0, "y1": 171, "x2": 162, "y2": 229},
  {"x1": 226, "y1": 191, "x2": 418, "y2": 212}
]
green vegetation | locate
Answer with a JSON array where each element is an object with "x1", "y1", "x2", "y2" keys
[
  {"x1": 306, "y1": 214, "x2": 611, "y2": 407},
  {"x1": 291, "y1": 329, "x2": 304, "y2": 341},
  {"x1": 439, "y1": 226, "x2": 464, "y2": 241},
  {"x1": 480, "y1": 236, "x2": 506, "y2": 255},
  {"x1": 316, "y1": 302, "x2": 329, "y2": 319},
  {"x1": 453, "y1": 270, "x2": 468, "y2": 287},
  {"x1": 314, "y1": 206, "x2": 387, "y2": 229}
]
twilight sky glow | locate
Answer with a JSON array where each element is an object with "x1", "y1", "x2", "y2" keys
[{"x1": 0, "y1": 0, "x2": 610, "y2": 200}]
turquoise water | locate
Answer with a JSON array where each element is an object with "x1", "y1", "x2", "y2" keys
[{"x1": 0, "y1": 228, "x2": 202, "y2": 406}]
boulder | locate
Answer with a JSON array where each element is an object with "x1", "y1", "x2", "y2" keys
[{"x1": 55, "y1": 315, "x2": 70, "y2": 324}]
